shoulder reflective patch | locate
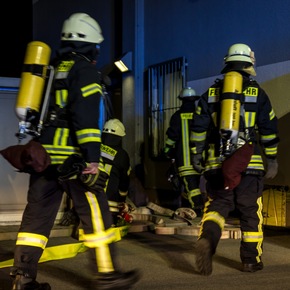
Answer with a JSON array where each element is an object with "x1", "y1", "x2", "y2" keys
[
  {"x1": 181, "y1": 112, "x2": 193, "y2": 119},
  {"x1": 208, "y1": 95, "x2": 219, "y2": 103},
  {"x1": 81, "y1": 83, "x2": 102, "y2": 97},
  {"x1": 244, "y1": 95, "x2": 257, "y2": 103},
  {"x1": 243, "y1": 86, "x2": 258, "y2": 97},
  {"x1": 55, "y1": 60, "x2": 75, "y2": 80},
  {"x1": 57, "y1": 60, "x2": 75, "y2": 72},
  {"x1": 101, "y1": 144, "x2": 117, "y2": 157},
  {"x1": 208, "y1": 87, "x2": 220, "y2": 97},
  {"x1": 208, "y1": 88, "x2": 220, "y2": 103}
]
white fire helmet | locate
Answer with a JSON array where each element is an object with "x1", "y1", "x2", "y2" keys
[
  {"x1": 179, "y1": 87, "x2": 197, "y2": 99},
  {"x1": 61, "y1": 13, "x2": 104, "y2": 44},
  {"x1": 224, "y1": 43, "x2": 255, "y2": 65},
  {"x1": 103, "y1": 119, "x2": 126, "y2": 137},
  {"x1": 222, "y1": 43, "x2": 256, "y2": 76}
]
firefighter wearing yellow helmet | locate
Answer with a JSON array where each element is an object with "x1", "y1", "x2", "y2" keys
[
  {"x1": 10, "y1": 13, "x2": 140, "y2": 290},
  {"x1": 190, "y1": 43, "x2": 279, "y2": 276}
]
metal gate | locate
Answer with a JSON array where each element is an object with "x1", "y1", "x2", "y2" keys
[{"x1": 147, "y1": 57, "x2": 187, "y2": 158}]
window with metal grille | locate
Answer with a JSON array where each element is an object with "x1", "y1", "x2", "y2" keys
[{"x1": 146, "y1": 57, "x2": 187, "y2": 158}]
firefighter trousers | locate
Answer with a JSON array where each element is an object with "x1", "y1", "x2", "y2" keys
[
  {"x1": 199, "y1": 173, "x2": 264, "y2": 264},
  {"x1": 12, "y1": 165, "x2": 118, "y2": 279}
]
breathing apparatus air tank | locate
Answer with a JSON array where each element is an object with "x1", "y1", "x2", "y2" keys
[
  {"x1": 219, "y1": 71, "x2": 243, "y2": 158},
  {"x1": 15, "y1": 41, "x2": 53, "y2": 141}
]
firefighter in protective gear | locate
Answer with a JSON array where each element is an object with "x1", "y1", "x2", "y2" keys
[
  {"x1": 101, "y1": 119, "x2": 134, "y2": 225},
  {"x1": 190, "y1": 43, "x2": 279, "y2": 276},
  {"x1": 60, "y1": 119, "x2": 133, "y2": 226},
  {"x1": 10, "y1": 13, "x2": 140, "y2": 290},
  {"x1": 102, "y1": 118, "x2": 130, "y2": 203},
  {"x1": 164, "y1": 87, "x2": 204, "y2": 216},
  {"x1": 59, "y1": 119, "x2": 133, "y2": 228}
]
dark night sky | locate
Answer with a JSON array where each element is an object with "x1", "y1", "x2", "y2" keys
[{"x1": 0, "y1": 1, "x2": 33, "y2": 78}]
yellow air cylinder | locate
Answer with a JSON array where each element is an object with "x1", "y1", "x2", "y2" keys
[
  {"x1": 15, "y1": 41, "x2": 51, "y2": 121},
  {"x1": 220, "y1": 71, "x2": 242, "y2": 134}
]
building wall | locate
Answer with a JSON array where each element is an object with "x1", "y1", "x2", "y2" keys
[
  {"x1": 143, "y1": 0, "x2": 290, "y2": 81},
  {"x1": 0, "y1": 79, "x2": 30, "y2": 223}
]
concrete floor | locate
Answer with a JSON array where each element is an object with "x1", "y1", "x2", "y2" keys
[{"x1": 0, "y1": 220, "x2": 290, "y2": 290}]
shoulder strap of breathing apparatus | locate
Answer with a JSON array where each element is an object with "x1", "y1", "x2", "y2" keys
[{"x1": 44, "y1": 56, "x2": 80, "y2": 128}]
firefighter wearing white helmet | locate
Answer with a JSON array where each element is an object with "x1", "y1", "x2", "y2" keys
[
  {"x1": 179, "y1": 87, "x2": 197, "y2": 99},
  {"x1": 103, "y1": 118, "x2": 126, "y2": 136},
  {"x1": 101, "y1": 119, "x2": 133, "y2": 224},
  {"x1": 60, "y1": 119, "x2": 131, "y2": 229},
  {"x1": 190, "y1": 43, "x2": 279, "y2": 276},
  {"x1": 60, "y1": 119, "x2": 133, "y2": 228},
  {"x1": 221, "y1": 43, "x2": 256, "y2": 76},
  {"x1": 10, "y1": 13, "x2": 140, "y2": 290},
  {"x1": 164, "y1": 87, "x2": 204, "y2": 216},
  {"x1": 61, "y1": 13, "x2": 104, "y2": 43},
  {"x1": 58, "y1": 12, "x2": 104, "y2": 64}
]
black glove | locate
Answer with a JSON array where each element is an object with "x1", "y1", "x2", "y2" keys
[
  {"x1": 80, "y1": 169, "x2": 109, "y2": 192},
  {"x1": 166, "y1": 159, "x2": 181, "y2": 191},
  {"x1": 265, "y1": 158, "x2": 278, "y2": 179},
  {"x1": 191, "y1": 153, "x2": 204, "y2": 173},
  {"x1": 163, "y1": 145, "x2": 175, "y2": 159},
  {"x1": 58, "y1": 154, "x2": 86, "y2": 181}
]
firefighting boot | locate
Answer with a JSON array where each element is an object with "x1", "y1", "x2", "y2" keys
[
  {"x1": 195, "y1": 238, "x2": 214, "y2": 276},
  {"x1": 10, "y1": 269, "x2": 51, "y2": 290},
  {"x1": 90, "y1": 269, "x2": 141, "y2": 290},
  {"x1": 242, "y1": 262, "x2": 264, "y2": 272}
]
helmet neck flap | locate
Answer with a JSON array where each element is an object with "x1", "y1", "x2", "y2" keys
[
  {"x1": 56, "y1": 41, "x2": 100, "y2": 62},
  {"x1": 221, "y1": 61, "x2": 256, "y2": 76}
]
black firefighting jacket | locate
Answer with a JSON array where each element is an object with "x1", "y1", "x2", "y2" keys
[
  {"x1": 190, "y1": 75, "x2": 279, "y2": 175},
  {"x1": 101, "y1": 133, "x2": 131, "y2": 201},
  {"x1": 165, "y1": 99, "x2": 200, "y2": 177},
  {"x1": 38, "y1": 53, "x2": 104, "y2": 165}
]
